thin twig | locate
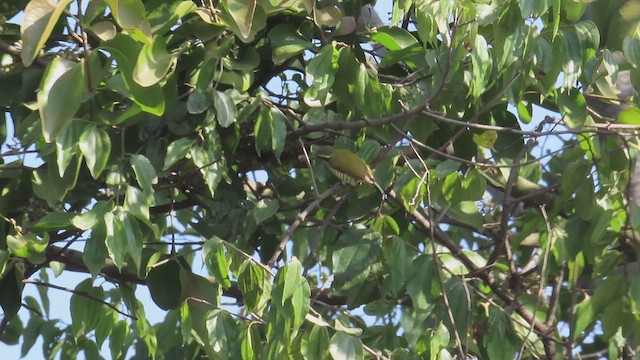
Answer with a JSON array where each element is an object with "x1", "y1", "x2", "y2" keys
[
  {"x1": 388, "y1": 189, "x2": 551, "y2": 335},
  {"x1": 23, "y1": 279, "x2": 137, "y2": 320},
  {"x1": 300, "y1": 139, "x2": 320, "y2": 197},
  {"x1": 268, "y1": 184, "x2": 340, "y2": 267},
  {"x1": 303, "y1": 195, "x2": 347, "y2": 276},
  {"x1": 539, "y1": 204, "x2": 559, "y2": 359}
]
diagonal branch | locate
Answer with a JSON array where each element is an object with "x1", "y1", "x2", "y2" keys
[
  {"x1": 23, "y1": 279, "x2": 137, "y2": 320},
  {"x1": 268, "y1": 183, "x2": 340, "y2": 268},
  {"x1": 386, "y1": 189, "x2": 552, "y2": 336}
]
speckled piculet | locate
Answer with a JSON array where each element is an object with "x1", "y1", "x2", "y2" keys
[{"x1": 315, "y1": 145, "x2": 385, "y2": 195}]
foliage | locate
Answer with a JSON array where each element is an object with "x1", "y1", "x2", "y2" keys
[{"x1": 1, "y1": 0, "x2": 640, "y2": 359}]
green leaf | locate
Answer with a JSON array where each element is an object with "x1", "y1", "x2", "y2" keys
[
  {"x1": 206, "y1": 310, "x2": 240, "y2": 359},
  {"x1": 471, "y1": 35, "x2": 492, "y2": 99},
  {"x1": 133, "y1": 35, "x2": 173, "y2": 87},
  {"x1": 83, "y1": 221, "x2": 108, "y2": 277},
  {"x1": 623, "y1": 36, "x2": 640, "y2": 68},
  {"x1": 223, "y1": 0, "x2": 257, "y2": 39},
  {"x1": 563, "y1": 0, "x2": 587, "y2": 22},
  {"x1": 461, "y1": 169, "x2": 487, "y2": 200},
  {"x1": 329, "y1": 332, "x2": 363, "y2": 360},
  {"x1": 557, "y1": 88, "x2": 587, "y2": 128},
  {"x1": 32, "y1": 158, "x2": 81, "y2": 207},
  {"x1": 238, "y1": 260, "x2": 270, "y2": 315},
  {"x1": 108, "y1": 320, "x2": 129, "y2": 359},
  {"x1": 397, "y1": 174, "x2": 427, "y2": 211},
  {"x1": 119, "y1": 213, "x2": 143, "y2": 271},
  {"x1": 224, "y1": 46, "x2": 260, "y2": 71},
  {"x1": 92, "y1": 21, "x2": 117, "y2": 41},
  {"x1": 147, "y1": 0, "x2": 197, "y2": 35},
  {"x1": 21, "y1": 316, "x2": 44, "y2": 357},
  {"x1": 104, "y1": 212, "x2": 126, "y2": 270},
  {"x1": 301, "y1": 325, "x2": 330, "y2": 360},
  {"x1": 371, "y1": 214, "x2": 400, "y2": 238},
  {"x1": 575, "y1": 180, "x2": 595, "y2": 220},
  {"x1": 306, "y1": 43, "x2": 337, "y2": 105},
  {"x1": 70, "y1": 279, "x2": 104, "y2": 339},
  {"x1": 21, "y1": 0, "x2": 73, "y2": 66},
  {"x1": 370, "y1": 26, "x2": 423, "y2": 69},
  {"x1": 55, "y1": 121, "x2": 82, "y2": 176},
  {"x1": 284, "y1": 258, "x2": 310, "y2": 329},
  {"x1": 551, "y1": 0, "x2": 561, "y2": 39},
  {"x1": 102, "y1": 34, "x2": 165, "y2": 115},
  {"x1": 190, "y1": 143, "x2": 224, "y2": 195},
  {"x1": 617, "y1": 106, "x2": 640, "y2": 125},
  {"x1": 163, "y1": 138, "x2": 195, "y2": 170},
  {"x1": 88, "y1": 320, "x2": 114, "y2": 351},
  {"x1": 130, "y1": 154, "x2": 158, "y2": 199},
  {"x1": 79, "y1": 124, "x2": 111, "y2": 178},
  {"x1": 601, "y1": 299, "x2": 631, "y2": 340},
  {"x1": 33, "y1": 212, "x2": 74, "y2": 232},
  {"x1": 558, "y1": 29, "x2": 582, "y2": 88},
  {"x1": 251, "y1": 199, "x2": 279, "y2": 225},
  {"x1": 203, "y1": 238, "x2": 232, "y2": 289},
  {"x1": 518, "y1": 0, "x2": 548, "y2": 18},
  {"x1": 314, "y1": 5, "x2": 342, "y2": 27},
  {"x1": 269, "y1": 107, "x2": 287, "y2": 159},
  {"x1": 444, "y1": 278, "x2": 473, "y2": 339},
  {"x1": 485, "y1": 308, "x2": 519, "y2": 360},
  {"x1": 355, "y1": 63, "x2": 386, "y2": 118},
  {"x1": 406, "y1": 255, "x2": 438, "y2": 311},
  {"x1": 369, "y1": 26, "x2": 419, "y2": 51},
  {"x1": 37, "y1": 58, "x2": 85, "y2": 142},
  {"x1": 332, "y1": 227, "x2": 382, "y2": 290},
  {"x1": 104, "y1": 0, "x2": 152, "y2": 43},
  {"x1": 592, "y1": 276, "x2": 626, "y2": 316},
  {"x1": 212, "y1": 90, "x2": 237, "y2": 128},
  {"x1": 7, "y1": 233, "x2": 48, "y2": 263},
  {"x1": 430, "y1": 322, "x2": 450, "y2": 360},
  {"x1": 382, "y1": 240, "x2": 411, "y2": 295},
  {"x1": 442, "y1": 172, "x2": 462, "y2": 203},
  {"x1": 240, "y1": 324, "x2": 260, "y2": 359},
  {"x1": 281, "y1": 257, "x2": 302, "y2": 305},
  {"x1": 124, "y1": 185, "x2": 149, "y2": 219},
  {"x1": 447, "y1": 201, "x2": 485, "y2": 232},
  {"x1": 355, "y1": 63, "x2": 368, "y2": 114},
  {"x1": 268, "y1": 24, "x2": 312, "y2": 64},
  {"x1": 575, "y1": 20, "x2": 600, "y2": 60},
  {"x1": 516, "y1": 101, "x2": 533, "y2": 124},
  {"x1": 72, "y1": 201, "x2": 114, "y2": 230},
  {"x1": 147, "y1": 259, "x2": 183, "y2": 310},
  {"x1": 630, "y1": 275, "x2": 640, "y2": 314},
  {"x1": 254, "y1": 106, "x2": 271, "y2": 155},
  {"x1": 187, "y1": 90, "x2": 210, "y2": 114},
  {"x1": 0, "y1": 267, "x2": 23, "y2": 320}
]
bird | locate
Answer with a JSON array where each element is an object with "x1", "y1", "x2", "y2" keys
[{"x1": 315, "y1": 145, "x2": 386, "y2": 196}]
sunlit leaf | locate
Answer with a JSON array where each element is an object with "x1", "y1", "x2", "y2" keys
[
  {"x1": 37, "y1": 58, "x2": 85, "y2": 143},
  {"x1": 79, "y1": 124, "x2": 111, "y2": 178},
  {"x1": 212, "y1": 90, "x2": 237, "y2": 128},
  {"x1": 557, "y1": 88, "x2": 587, "y2": 128},
  {"x1": 133, "y1": 36, "x2": 174, "y2": 87},
  {"x1": 329, "y1": 332, "x2": 363, "y2": 360},
  {"x1": 21, "y1": 0, "x2": 73, "y2": 66}
]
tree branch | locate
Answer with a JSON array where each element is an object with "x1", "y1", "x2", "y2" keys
[
  {"x1": 268, "y1": 183, "x2": 340, "y2": 267},
  {"x1": 23, "y1": 279, "x2": 137, "y2": 320},
  {"x1": 387, "y1": 189, "x2": 552, "y2": 336}
]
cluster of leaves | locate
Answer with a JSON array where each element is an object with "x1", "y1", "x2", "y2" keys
[{"x1": 2, "y1": 0, "x2": 640, "y2": 359}]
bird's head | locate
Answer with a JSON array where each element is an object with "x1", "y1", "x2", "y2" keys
[{"x1": 315, "y1": 145, "x2": 335, "y2": 161}]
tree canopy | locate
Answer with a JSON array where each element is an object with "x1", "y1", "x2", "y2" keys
[{"x1": 2, "y1": 0, "x2": 640, "y2": 359}]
